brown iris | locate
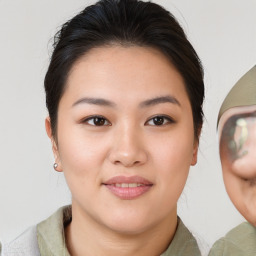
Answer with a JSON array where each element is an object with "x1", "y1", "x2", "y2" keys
[
  {"x1": 93, "y1": 117, "x2": 106, "y2": 126},
  {"x1": 153, "y1": 116, "x2": 165, "y2": 125}
]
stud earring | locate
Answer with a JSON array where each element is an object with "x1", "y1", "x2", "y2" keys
[{"x1": 53, "y1": 163, "x2": 58, "y2": 170}]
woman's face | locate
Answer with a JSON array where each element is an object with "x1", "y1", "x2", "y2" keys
[
  {"x1": 219, "y1": 105, "x2": 256, "y2": 226},
  {"x1": 46, "y1": 46, "x2": 198, "y2": 234}
]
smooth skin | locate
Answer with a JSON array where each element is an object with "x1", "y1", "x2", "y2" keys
[
  {"x1": 219, "y1": 105, "x2": 256, "y2": 226},
  {"x1": 46, "y1": 46, "x2": 199, "y2": 256}
]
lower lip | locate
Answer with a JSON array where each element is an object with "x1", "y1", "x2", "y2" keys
[{"x1": 104, "y1": 185, "x2": 152, "y2": 200}]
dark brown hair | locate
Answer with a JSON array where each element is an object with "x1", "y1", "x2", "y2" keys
[{"x1": 44, "y1": 0, "x2": 204, "y2": 139}]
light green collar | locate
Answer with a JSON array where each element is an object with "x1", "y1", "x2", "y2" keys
[
  {"x1": 37, "y1": 206, "x2": 71, "y2": 256},
  {"x1": 37, "y1": 206, "x2": 200, "y2": 256}
]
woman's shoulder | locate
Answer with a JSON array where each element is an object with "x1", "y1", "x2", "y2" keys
[
  {"x1": 1, "y1": 226, "x2": 40, "y2": 256},
  {"x1": 37, "y1": 205, "x2": 71, "y2": 255},
  {"x1": 208, "y1": 222, "x2": 256, "y2": 256},
  {"x1": 2, "y1": 205, "x2": 71, "y2": 256},
  {"x1": 161, "y1": 218, "x2": 202, "y2": 256}
]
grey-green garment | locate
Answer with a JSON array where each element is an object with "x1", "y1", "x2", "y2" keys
[
  {"x1": 37, "y1": 205, "x2": 201, "y2": 256},
  {"x1": 218, "y1": 65, "x2": 256, "y2": 123},
  {"x1": 209, "y1": 222, "x2": 256, "y2": 256}
]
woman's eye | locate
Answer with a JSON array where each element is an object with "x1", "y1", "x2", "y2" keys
[
  {"x1": 83, "y1": 116, "x2": 111, "y2": 126},
  {"x1": 146, "y1": 116, "x2": 174, "y2": 126}
]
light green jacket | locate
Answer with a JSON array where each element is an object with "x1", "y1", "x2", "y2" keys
[
  {"x1": 3, "y1": 206, "x2": 201, "y2": 256},
  {"x1": 37, "y1": 206, "x2": 201, "y2": 256},
  {"x1": 209, "y1": 222, "x2": 256, "y2": 256}
]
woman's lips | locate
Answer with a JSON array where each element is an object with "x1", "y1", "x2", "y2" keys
[{"x1": 103, "y1": 176, "x2": 153, "y2": 200}]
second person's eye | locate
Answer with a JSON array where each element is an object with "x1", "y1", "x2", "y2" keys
[
  {"x1": 146, "y1": 115, "x2": 174, "y2": 126},
  {"x1": 83, "y1": 116, "x2": 111, "y2": 126}
]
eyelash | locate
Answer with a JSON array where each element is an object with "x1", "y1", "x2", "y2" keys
[
  {"x1": 82, "y1": 115, "x2": 111, "y2": 126},
  {"x1": 145, "y1": 115, "x2": 175, "y2": 126},
  {"x1": 81, "y1": 115, "x2": 174, "y2": 126}
]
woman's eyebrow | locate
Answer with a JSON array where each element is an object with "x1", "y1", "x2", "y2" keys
[
  {"x1": 72, "y1": 97, "x2": 116, "y2": 108},
  {"x1": 72, "y1": 95, "x2": 180, "y2": 108},
  {"x1": 139, "y1": 95, "x2": 181, "y2": 108}
]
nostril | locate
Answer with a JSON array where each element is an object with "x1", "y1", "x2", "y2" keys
[{"x1": 113, "y1": 159, "x2": 142, "y2": 167}]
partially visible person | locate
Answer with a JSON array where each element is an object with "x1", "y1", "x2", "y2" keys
[
  {"x1": 209, "y1": 65, "x2": 256, "y2": 256},
  {"x1": 2, "y1": 0, "x2": 205, "y2": 255}
]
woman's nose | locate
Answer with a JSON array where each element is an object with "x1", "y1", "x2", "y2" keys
[{"x1": 108, "y1": 125, "x2": 148, "y2": 167}]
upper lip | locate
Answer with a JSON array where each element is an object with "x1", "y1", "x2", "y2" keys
[{"x1": 103, "y1": 175, "x2": 153, "y2": 185}]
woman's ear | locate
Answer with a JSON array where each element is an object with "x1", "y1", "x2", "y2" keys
[
  {"x1": 191, "y1": 126, "x2": 201, "y2": 166},
  {"x1": 191, "y1": 140, "x2": 199, "y2": 166},
  {"x1": 45, "y1": 117, "x2": 63, "y2": 172}
]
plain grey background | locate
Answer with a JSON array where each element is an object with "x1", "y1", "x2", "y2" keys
[{"x1": 1, "y1": 0, "x2": 256, "y2": 251}]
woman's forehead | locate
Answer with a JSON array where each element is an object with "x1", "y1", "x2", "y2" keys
[{"x1": 62, "y1": 46, "x2": 188, "y2": 105}]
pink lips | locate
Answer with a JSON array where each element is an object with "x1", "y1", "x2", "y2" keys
[{"x1": 103, "y1": 176, "x2": 153, "y2": 200}]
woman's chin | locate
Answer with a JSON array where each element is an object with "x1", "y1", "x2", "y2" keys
[{"x1": 101, "y1": 213, "x2": 153, "y2": 235}]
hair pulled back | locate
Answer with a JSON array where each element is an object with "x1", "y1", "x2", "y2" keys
[{"x1": 44, "y1": 0, "x2": 204, "y2": 139}]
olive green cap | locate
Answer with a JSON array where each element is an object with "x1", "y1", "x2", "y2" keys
[{"x1": 218, "y1": 65, "x2": 256, "y2": 124}]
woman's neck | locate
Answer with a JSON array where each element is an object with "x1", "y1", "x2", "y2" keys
[{"x1": 65, "y1": 204, "x2": 178, "y2": 256}]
